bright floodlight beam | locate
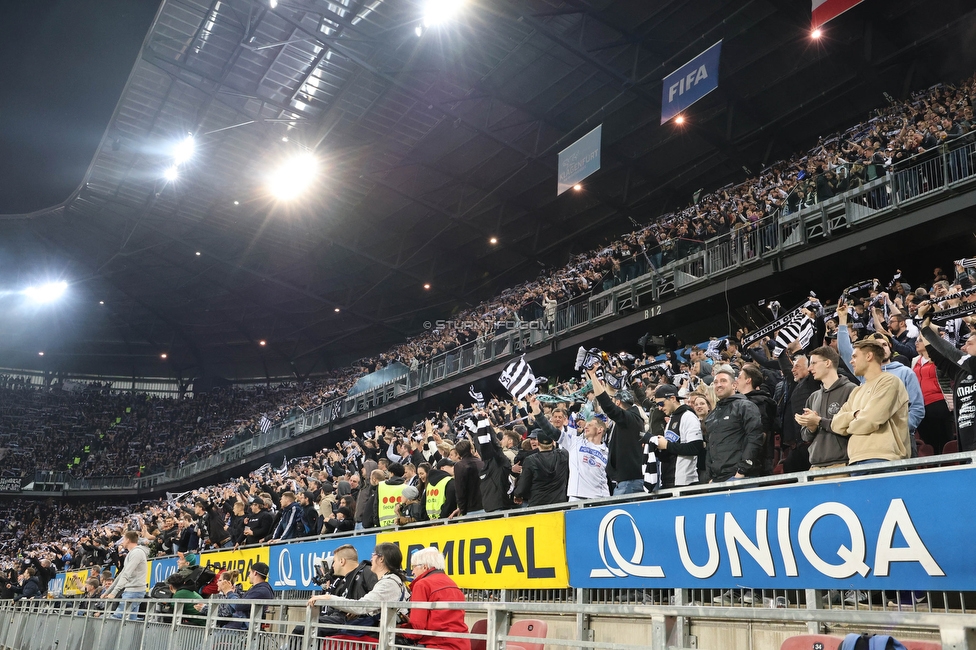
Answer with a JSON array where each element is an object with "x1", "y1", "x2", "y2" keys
[
  {"x1": 23, "y1": 281, "x2": 68, "y2": 303},
  {"x1": 423, "y1": 0, "x2": 463, "y2": 27},
  {"x1": 811, "y1": 28, "x2": 823, "y2": 39},
  {"x1": 163, "y1": 166, "x2": 179, "y2": 182},
  {"x1": 268, "y1": 152, "x2": 319, "y2": 200},
  {"x1": 173, "y1": 135, "x2": 195, "y2": 165}
]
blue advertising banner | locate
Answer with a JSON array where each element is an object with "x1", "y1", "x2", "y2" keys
[
  {"x1": 269, "y1": 534, "x2": 377, "y2": 590},
  {"x1": 557, "y1": 125, "x2": 601, "y2": 195},
  {"x1": 661, "y1": 41, "x2": 722, "y2": 124},
  {"x1": 149, "y1": 556, "x2": 179, "y2": 587},
  {"x1": 566, "y1": 467, "x2": 974, "y2": 590},
  {"x1": 49, "y1": 572, "x2": 66, "y2": 596}
]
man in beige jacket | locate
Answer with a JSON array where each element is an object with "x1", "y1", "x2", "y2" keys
[{"x1": 831, "y1": 339, "x2": 910, "y2": 467}]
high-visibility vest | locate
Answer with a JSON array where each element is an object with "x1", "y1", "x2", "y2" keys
[
  {"x1": 425, "y1": 475, "x2": 452, "y2": 520},
  {"x1": 377, "y1": 482, "x2": 406, "y2": 527}
]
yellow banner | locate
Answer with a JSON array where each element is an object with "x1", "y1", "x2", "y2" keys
[
  {"x1": 377, "y1": 512, "x2": 568, "y2": 589},
  {"x1": 199, "y1": 547, "x2": 270, "y2": 590},
  {"x1": 63, "y1": 569, "x2": 90, "y2": 596}
]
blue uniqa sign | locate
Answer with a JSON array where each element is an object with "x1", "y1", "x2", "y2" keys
[
  {"x1": 661, "y1": 41, "x2": 722, "y2": 124},
  {"x1": 557, "y1": 125, "x2": 602, "y2": 195},
  {"x1": 269, "y1": 534, "x2": 377, "y2": 591},
  {"x1": 566, "y1": 467, "x2": 975, "y2": 590}
]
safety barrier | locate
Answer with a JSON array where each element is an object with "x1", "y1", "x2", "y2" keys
[{"x1": 3, "y1": 593, "x2": 974, "y2": 650}]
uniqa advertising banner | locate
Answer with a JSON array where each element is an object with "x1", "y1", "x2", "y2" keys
[
  {"x1": 268, "y1": 535, "x2": 377, "y2": 590},
  {"x1": 148, "y1": 556, "x2": 179, "y2": 588},
  {"x1": 377, "y1": 512, "x2": 568, "y2": 589},
  {"x1": 566, "y1": 467, "x2": 974, "y2": 590}
]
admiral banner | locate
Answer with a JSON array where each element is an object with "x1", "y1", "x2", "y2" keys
[
  {"x1": 377, "y1": 512, "x2": 568, "y2": 589},
  {"x1": 269, "y1": 535, "x2": 377, "y2": 590},
  {"x1": 63, "y1": 569, "x2": 91, "y2": 596},
  {"x1": 661, "y1": 41, "x2": 722, "y2": 124},
  {"x1": 200, "y1": 547, "x2": 270, "y2": 590},
  {"x1": 566, "y1": 468, "x2": 976, "y2": 590}
]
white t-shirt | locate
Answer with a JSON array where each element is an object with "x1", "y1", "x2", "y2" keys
[{"x1": 558, "y1": 428, "x2": 610, "y2": 499}]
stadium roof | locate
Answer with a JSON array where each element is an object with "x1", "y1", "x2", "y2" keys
[{"x1": 1, "y1": 0, "x2": 975, "y2": 379}]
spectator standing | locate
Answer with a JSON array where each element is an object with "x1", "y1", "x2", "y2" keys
[
  {"x1": 418, "y1": 462, "x2": 456, "y2": 520},
  {"x1": 450, "y1": 440, "x2": 484, "y2": 517},
  {"x1": 917, "y1": 303, "x2": 976, "y2": 452},
  {"x1": 703, "y1": 368, "x2": 764, "y2": 482},
  {"x1": 243, "y1": 499, "x2": 273, "y2": 545},
  {"x1": 650, "y1": 384, "x2": 704, "y2": 488},
  {"x1": 468, "y1": 418, "x2": 515, "y2": 513},
  {"x1": 831, "y1": 339, "x2": 911, "y2": 466},
  {"x1": 101, "y1": 531, "x2": 149, "y2": 621},
  {"x1": 911, "y1": 335, "x2": 955, "y2": 453},
  {"x1": 400, "y1": 547, "x2": 470, "y2": 650},
  {"x1": 530, "y1": 396, "x2": 609, "y2": 500},
  {"x1": 587, "y1": 366, "x2": 646, "y2": 495},
  {"x1": 735, "y1": 364, "x2": 778, "y2": 472},
  {"x1": 795, "y1": 346, "x2": 856, "y2": 470},
  {"x1": 512, "y1": 423, "x2": 569, "y2": 507}
]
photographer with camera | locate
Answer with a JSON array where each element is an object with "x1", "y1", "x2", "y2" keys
[
  {"x1": 291, "y1": 545, "x2": 378, "y2": 640},
  {"x1": 307, "y1": 543, "x2": 408, "y2": 638}
]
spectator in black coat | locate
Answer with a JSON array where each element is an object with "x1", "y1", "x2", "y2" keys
[{"x1": 450, "y1": 440, "x2": 484, "y2": 517}]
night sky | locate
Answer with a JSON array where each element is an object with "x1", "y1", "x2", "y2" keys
[{"x1": 0, "y1": 0, "x2": 159, "y2": 214}]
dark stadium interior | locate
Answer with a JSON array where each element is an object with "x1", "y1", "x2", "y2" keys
[{"x1": 1, "y1": 0, "x2": 975, "y2": 381}]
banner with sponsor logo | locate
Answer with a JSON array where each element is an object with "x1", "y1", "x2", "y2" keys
[
  {"x1": 566, "y1": 467, "x2": 976, "y2": 590},
  {"x1": 63, "y1": 569, "x2": 91, "y2": 596},
  {"x1": 49, "y1": 572, "x2": 66, "y2": 596},
  {"x1": 377, "y1": 512, "x2": 568, "y2": 589},
  {"x1": 661, "y1": 41, "x2": 722, "y2": 124},
  {"x1": 148, "y1": 556, "x2": 179, "y2": 588},
  {"x1": 199, "y1": 547, "x2": 270, "y2": 590},
  {"x1": 269, "y1": 535, "x2": 377, "y2": 590},
  {"x1": 557, "y1": 125, "x2": 602, "y2": 195}
]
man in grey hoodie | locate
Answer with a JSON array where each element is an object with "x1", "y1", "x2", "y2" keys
[{"x1": 795, "y1": 346, "x2": 856, "y2": 469}]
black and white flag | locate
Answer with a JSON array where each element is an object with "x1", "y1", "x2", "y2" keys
[
  {"x1": 468, "y1": 385, "x2": 485, "y2": 407},
  {"x1": 330, "y1": 400, "x2": 342, "y2": 421},
  {"x1": 955, "y1": 258, "x2": 976, "y2": 269},
  {"x1": 259, "y1": 415, "x2": 272, "y2": 433},
  {"x1": 773, "y1": 312, "x2": 814, "y2": 356},
  {"x1": 276, "y1": 457, "x2": 288, "y2": 476},
  {"x1": 499, "y1": 355, "x2": 538, "y2": 401}
]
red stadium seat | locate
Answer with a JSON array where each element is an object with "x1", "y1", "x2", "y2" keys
[
  {"x1": 901, "y1": 641, "x2": 942, "y2": 650},
  {"x1": 779, "y1": 634, "x2": 843, "y2": 650},
  {"x1": 508, "y1": 619, "x2": 548, "y2": 650},
  {"x1": 943, "y1": 439, "x2": 959, "y2": 454},
  {"x1": 917, "y1": 443, "x2": 934, "y2": 457},
  {"x1": 470, "y1": 618, "x2": 487, "y2": 650}
]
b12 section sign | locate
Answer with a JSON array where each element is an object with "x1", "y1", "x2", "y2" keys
[{"x1": 566, "y1": 467, "x2": 974, "y2": 590}]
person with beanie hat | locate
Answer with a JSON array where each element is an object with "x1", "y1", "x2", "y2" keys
[{"x1": 394, "y1": 485, "x2": 426, "y2": 525}]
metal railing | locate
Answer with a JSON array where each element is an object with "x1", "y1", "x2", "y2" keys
[
  {"x1": 2, "y1": 593, "x2": 973, "y2": 650},
  {"x1": 36, "y1": 136, "x2": 976, "y2": 492}
]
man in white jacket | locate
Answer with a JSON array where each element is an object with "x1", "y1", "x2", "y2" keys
[{"x1": 101, "y1": 531, "x2": 149, "y2": 621}]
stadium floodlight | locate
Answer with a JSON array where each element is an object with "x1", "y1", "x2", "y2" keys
[
  {"x1": 423, "y1": 0, "x2": 463, "y2": 27},
  {"x1": 23, "y1": 281, "x2": 68, "y2": 303},
  {"x1": 811, "y1": 28, "x2": 823, "y2": 39},
  {"x1": 268, "y1": 152, "x2": 319, "y2": 200},
  {"x1": 269, "y1": 0, "x2": 277, "y2": 8},
  {"x1": 173, "y1": 135, "x2": 195, "y2": 165},
  {"x1": 675, "y1": 114, "x2": 686, "y2": 125},
  {"x1": 163, "y1": 166, "x2": 179, "y2": 182}
]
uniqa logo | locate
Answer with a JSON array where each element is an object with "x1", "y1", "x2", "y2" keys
[{"x1": 590, "y1": 509, "x2": 664, "y2": 578}]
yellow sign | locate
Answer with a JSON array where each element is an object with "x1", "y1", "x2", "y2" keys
[
  {"x1": 199, "y1": 547, "x2": 270, "y2": 590},
  {"x1": 63, "y1": 569, "x2": 90, "y2": 596},
  {"x1": 377, "y1": 512, "x2": 568, "y2": 589}
]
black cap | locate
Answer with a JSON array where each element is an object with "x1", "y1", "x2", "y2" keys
[
  {"x1": 250, "y1": 562, "x2": 270, "y2": 579},
  {"x1": 528, "y1": 428, "x2": 542, "y2": 439},
  {"x1": 654, "y1": 384, "x2": 679, "y2": 399},
  {"x1": 615, "y1": 389, "x2": 635, "y2": 405}
]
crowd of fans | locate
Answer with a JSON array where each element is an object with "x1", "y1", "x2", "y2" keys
[
  {"x1": 2, "y1": 253, "x2": 974, "y2": 588},
  {"x1": 2, "y1": 74, "x2": 974, "y2": 483}
]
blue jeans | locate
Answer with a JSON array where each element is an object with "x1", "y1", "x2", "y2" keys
[
  {"x1": 354, "y1": 522, "x2": 364, "y2": 531},
  {"x1": 614, "y1": 479, "x2": 644, "y2": 495},
  {"x1": 849, "y1": 458, "x2": 887, "y2": 477},
  {"x1": 111, "y1": 590, "x2": 146, "y2": 620}
]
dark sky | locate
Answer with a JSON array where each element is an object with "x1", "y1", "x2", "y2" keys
[{"x1": 0, "y1": 0, "x2": 159, "y2": 214}]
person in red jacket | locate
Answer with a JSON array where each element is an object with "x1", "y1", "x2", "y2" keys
[{"x1": 399, "y1": 547, "x2": 470, "y2": 650}]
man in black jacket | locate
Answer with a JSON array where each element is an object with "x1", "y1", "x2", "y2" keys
[
  {"x1": 450, "y1": 440, "x2": 484, "y2": 517},
  {"x1": 243, "y1": 499, "x2": 273, "y2": 545},
  {"x1": 194, "y1": 499, "x2": 231, "y2": 549},
  {"x1": 587, "y1": 366, "x2": 646, "y2": 495},
  {"x1": 918, "y1": 303, "x2": 976, "y2": 451},
  {"x1": 513, "y1": 428, "x2": 569, "y2": 507},
  {"x1": 736, "y1": 364, "x2": 779, "y2": 472},
  {"x1": 469, "y1": 417, "x2": 514, "y2": 513},
  {"x1": 703, "y1": 368, "x2": 764, "y2": 482}
]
